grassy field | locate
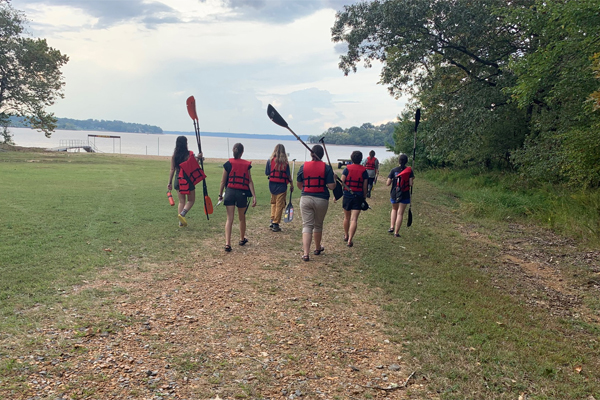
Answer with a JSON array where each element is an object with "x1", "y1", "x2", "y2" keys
[{"x1": 1, "y1": 150, "x2": 599, "y2": 399}]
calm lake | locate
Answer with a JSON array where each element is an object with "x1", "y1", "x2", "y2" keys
[{"x1": 8, "y1": 128, "x2": 394, "y2": 163}]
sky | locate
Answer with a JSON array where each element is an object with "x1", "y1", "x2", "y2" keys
[{"x1": 11, "y1": 0, "x2": 408, "y2": 136}]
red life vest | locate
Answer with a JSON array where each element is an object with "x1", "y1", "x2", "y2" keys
[
  {"x1": 365, "y1": 156, "x2": 377, "y2": 170},
  {"x1": 395, "y1": 166, "x2": 412, "y2": 193},
  {"x1": 178, "y1": 151, "x2": 206, "y2": 193},
  {"x1": 345, "y1": 164, "x2": 366, "y2": 193},
  {"x1": 268, "y1": 158, "x2": 289, "y2": 184},
  {"x1": 302, "y1": 161, "x2": 327, "y2": 193},
  {"x1": 227, "y1": 158, "x2": 252, "y2": 190}
]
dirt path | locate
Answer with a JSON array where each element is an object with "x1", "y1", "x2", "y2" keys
[{"x1": 5, "y1": 207, "x2": 429, "y2": 399}]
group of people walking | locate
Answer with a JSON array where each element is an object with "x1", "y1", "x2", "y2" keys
[{"x1": 167, "y1": 136, "x2": 414, "y2": 261}]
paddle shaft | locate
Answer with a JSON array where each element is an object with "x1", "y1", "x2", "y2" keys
[
  {"x1": 319, "y1": 139, "x2": 353, "y2": 194},
  {"x1": 193, "y1": 119, "x2": 211, "y2": 220}
]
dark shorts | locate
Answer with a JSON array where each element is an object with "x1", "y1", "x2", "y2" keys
[
  {"x1": 224, "y1": 188, "x2": 251, "y2": 208},
  {"x1": 343, "y1": 195, "x2": 364, "y2": 211},
  {"x1": 390, "y1": 196, "x2": 410, "y2": 205}
]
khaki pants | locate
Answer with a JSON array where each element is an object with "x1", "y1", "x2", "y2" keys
[
  {"x1": 300, "y1": 195, "x2": 329, "y2": 234},
  {"x1": 270, "y1": 192, "x2": 287, "y2": 224}
]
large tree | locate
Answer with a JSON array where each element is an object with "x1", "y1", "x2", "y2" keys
[
  {"x1": 0, "y1": 0, "x2": 68, "y2": 140},
  {"x1": 332, "y1": 0, "x2": 532, "y2": 168}
]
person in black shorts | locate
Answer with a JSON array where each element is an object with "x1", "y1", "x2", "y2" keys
[
  {"x1": 386, "y1": 154, "x2": 414, "y2": 237},
  {"x1": 340, "y1": 151, "x2": 369, "y2": 247},
  {"x1": 218, "y1": 143, "x2": 257, "y2": 252}
]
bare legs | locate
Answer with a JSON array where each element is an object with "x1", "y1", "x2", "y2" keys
[
  {"x1": 177, "y1": 191, "x2": 196, "y2": 215},
  {"x1": 302, "y1": 231, "x2": 323, "y2": 258},
  {"x1": 225, "y1": 205, "x2": 248, "y2": 247},
  {"x1": 343, "y1": 209, "x2": 361, "y2": 245},
  {"x1": 390, "y1": 203, "x2": 408, "y2": 235}
]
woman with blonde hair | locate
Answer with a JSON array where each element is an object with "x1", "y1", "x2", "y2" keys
[
  {"x1": 218, "y1": 143, "x2": 257, "y2": 252},
  {"x1": 265, "y1": 144, "x2": 293, "y2": 232}
]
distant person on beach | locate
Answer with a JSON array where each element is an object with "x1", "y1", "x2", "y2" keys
[
  {"x1": 361, "y1": 150, "x2": 379, "y2": 198},
  {"x1": 218, "y1": 143, "x2": 257, "y2": 252},
  {"x1": 296, "y1": 144, "x2": 337, "y2": 261},
  {"x1": 340, "y1": 151, "x2": 369, "y2": 247},
  {"x1": 167, "y1": 135, "x2": 203, "y2": 227},
  {"x1": 386, "y1": 154, "x2": 414, "y2": 237},
  {"x1": 265, "y1": 144, "x2": 293, "y2": 232}
]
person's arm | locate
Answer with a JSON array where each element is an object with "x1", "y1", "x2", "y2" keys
[
  {"x1": 362, "y1": 173, "x2": 369, "y2": 194},
  {"x1": 409, "y1": 177, "x2": 414, "y2": 189},
  {"x1": 168, "y1": 157, "x2": 176, "y2": 191},
  {"x1": 248, "y1": 170, "x2": 257, "y2": 207},
  {"x1": 265, "y1": 160, "x2": 270, "y2": 176},
  {"x1": 218, "y1": 169, "x2": 228, "y2": 201}
]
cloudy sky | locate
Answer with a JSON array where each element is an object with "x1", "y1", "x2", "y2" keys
[{"x1": 12, "y1": 0, "x2": 407, "y2": 136}]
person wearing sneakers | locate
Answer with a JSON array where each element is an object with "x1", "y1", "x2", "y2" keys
[
  {"x1": 265, "y1": 144, "x2": 293, "y2": 232},
  {"x1": 218, "y1": 143, "x2": 257, "y2": 252},
  {"x1": 167, "y1": 136, "x2": 203, "y2": 227},
  {"x1": 296, "y1": 144, "x2": 337, "y2": 261},
  {"x1": 340, "y1": 151, "x2": 369, "y2": 247},
  {"x1": 386, "y1": 153, "x2": 414, "y2": 237}
]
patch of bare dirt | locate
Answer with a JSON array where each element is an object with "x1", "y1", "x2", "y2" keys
[
  {"x1": 2, "y1": 216, "x2": 431, "y2": 399},
  {"x1": 459, "y1": 222, "x2": 600, "y2": 323}
]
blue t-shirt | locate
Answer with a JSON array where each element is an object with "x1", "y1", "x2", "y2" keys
[
  {"x1": 265, "y1": 159, "x2": 291, "y2": 195},
  {"x1": 297, "y1": 163, "x2": 335, "y2": 200}
]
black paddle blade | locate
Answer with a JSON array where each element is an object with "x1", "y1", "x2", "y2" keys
[
  {"x1": 414, "y1": 108, "x2": 421, "y2": 132},
  {"x1": 407, "y1": 206, "x2": 413, "y2": 227},
  {"x1": 267, "y1": 104, "x2": 288, "y2": 128},
  {"x1": 333, "y1": 182, "x2": 343, "y2": 201}
]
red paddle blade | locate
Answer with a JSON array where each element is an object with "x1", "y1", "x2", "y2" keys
[
  {"x1": 186, "y1": 96, "x2": 198, "y2": 121},
  {"x1": 204, "y1": 195, "x2": 214, "y2": 215}
]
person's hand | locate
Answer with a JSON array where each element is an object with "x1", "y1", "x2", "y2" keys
[
  {"x1": 167, "y1": 183, "x2": 172, "y2": 191},
  {"x1": 196, "y1": 152, "x2": 204, "y2": 161},
  {"x1": 252, "y1": 196, "x2": 257, "y2": 207},
  {"x1": 290, "y1": 185, "x2": 294, "y2": 193}
]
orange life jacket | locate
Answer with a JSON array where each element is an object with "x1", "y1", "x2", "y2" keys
[
  {"x1": 178, "y1": 151, "x2": 206, "y2": 193},
  {"x1": 227, "y1": 158, "x2": 252, "y2": 190},
  {"x1": 365, "y1": 156, "x2": 377, "y2": 170},
  {"x1": 395, "y1": 166, "x2": 412, "y2": 193},
  {"x1": 302, "y1": 161, "x2": 327, "y2": 193},
  {"x1": 345, "y1": 164, "x2": 366, "y2": 193},
  {"x1": 268, "y1": 158, "x2": 289, "y2": 184}
]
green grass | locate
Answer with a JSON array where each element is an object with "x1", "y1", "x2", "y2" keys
[
  {"x1": 356, "y1": 175, "x2": 600, "y2": 399},
  {"x1": 0, "y1": 151, "x2": 272, "y2": 334},
  {"x1": 420, "y1": 167, "x2": 600, "y2": 243},
  {"x1": 2, "y1": 151, "x2": 599, "y2": 399}
]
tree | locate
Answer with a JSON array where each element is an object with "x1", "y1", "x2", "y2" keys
[
  {"x1": 332, "y1": 0, "x2": 533, "y2": 168},
  {"x1": 506, "y1": 0, "x2": 600, "y2": 186},
  {"x1": 0, "y1": 0, "x2": 68, "y2": 140}
]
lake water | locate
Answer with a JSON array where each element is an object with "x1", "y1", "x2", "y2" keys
[{"x1": 7, "y1": 127, "x2": 394, "y2": 163}]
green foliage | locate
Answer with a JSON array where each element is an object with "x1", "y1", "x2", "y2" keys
[
  {"x1": 308, "y1": 121, "x2": 397, "y2": 146},
  {"x1": 332, "y1": 0, "x2": 600, "y2": 187},
  {"x1": 0, "y1": 1, "x2": 68, "y2": 137}
]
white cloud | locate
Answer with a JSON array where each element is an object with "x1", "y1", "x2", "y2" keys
[{"x1": 11, "y1": 0, "x2": 408, "y2": 134}]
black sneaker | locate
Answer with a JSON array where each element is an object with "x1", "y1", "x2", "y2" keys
[
  {"x1": 271, "y1": 224, "x2": 281, "y2": 232},
  {"x1": 269, "y1": 220, "x2": 274, "y2": 229}
]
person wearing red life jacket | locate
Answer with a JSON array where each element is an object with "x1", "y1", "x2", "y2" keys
[
  {"x1": 296, "y1": 144, "x2": 337, "y2": 261},
  {"x1": 218, "y1": 143, "x2": 257, "y2": 252},
  {"x1": 265, "y1": 144, "x2": 293, "y2": 232},
  {"x1": 340, "y1": 151, "x2": 369, "y2": 247},
  {"x1": 361, "y1": 150, "x2": 379, "y2": 198},
  {"x1": 386, "y1": 154, "x2": 414, "y2": 237},
  {"x1": 167, "y1": 136, "x2": 203, "y2": 227}
]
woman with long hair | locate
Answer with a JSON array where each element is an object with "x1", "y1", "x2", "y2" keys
[
  {"x1": 386, "y1": 154, "x2": 414, "y2": 237},
  {"x1": 265, "y1": 144, "x2": 293, "y2": 232},
  {"x1": 340, "y1": 151, "x2": 369, "y2": 247},
  {"x1": 167, "y1": 135, "x2": 202, "y2": 227},
  {"x1": 218, "y1": 143, "x2": 257, "y2": 252},
  {"x1": 296, "y1": 144, "x2": 337, "y2": 261}
]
